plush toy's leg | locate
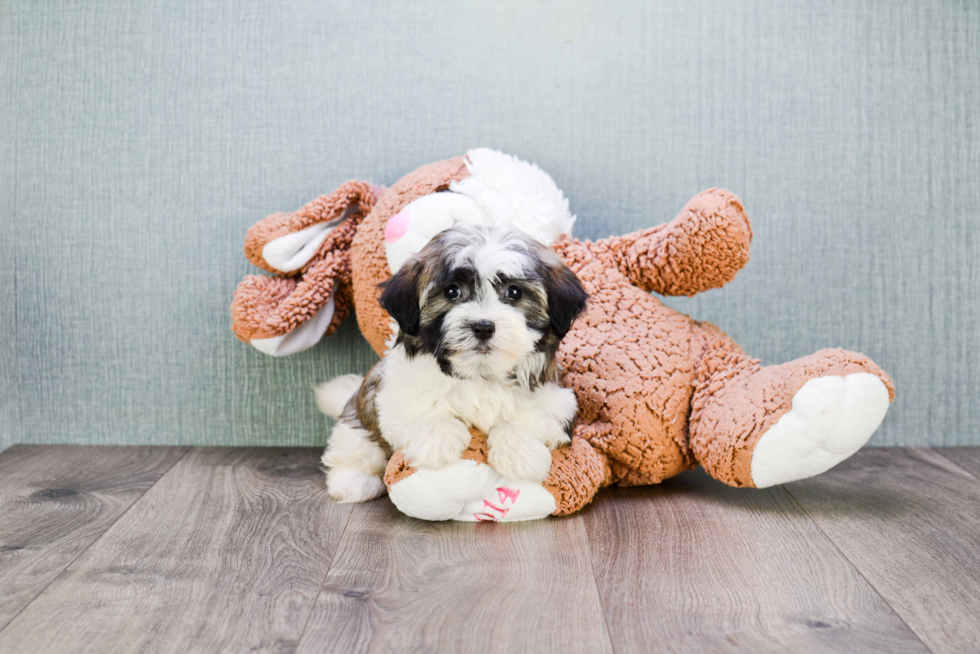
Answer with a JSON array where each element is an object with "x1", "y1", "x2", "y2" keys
[
  {"x1": 688, "y1": 323, "x2": 894, "y2": 488},
  {"x1": 383, "y1": 433, "x2": 605, "y2": 520},
  {"x1": 385, "y1": 449, "x2": 557, "y2": 522},
  {"x1": 541, "y1": 436, "x2": 608, "y2": 515}
]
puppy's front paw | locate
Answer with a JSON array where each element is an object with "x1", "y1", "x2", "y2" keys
[
  {"x1": 540, "y1": 385, "x2": 579, "y2": 427},
  {"x1": 402, "y1": 421, "x2": 471, "y2": 469},
  {"x1": 488, "y1": 425, "x2": 553, "y2": 482},
  {"x1": 538, "y1": 418, "x2": 572, "y2": 450}
]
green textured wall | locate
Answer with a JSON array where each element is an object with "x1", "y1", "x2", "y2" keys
[{"x1": 1, "y1": 0, "x2": 978, "y2": 450}]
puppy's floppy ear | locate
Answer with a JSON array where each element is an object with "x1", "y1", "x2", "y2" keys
[
  {"x1": 544, "y1": 262, "x2": 588, "y2": 338},
  {"x1": 379, "y1": 260, "x2": 423, "y2": 336}
]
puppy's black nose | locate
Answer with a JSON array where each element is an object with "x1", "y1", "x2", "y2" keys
[{"x1": 471, "y1": 320, "x2": 495, "y2": 341}]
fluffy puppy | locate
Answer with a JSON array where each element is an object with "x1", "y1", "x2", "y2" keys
[{"x1": 317, "y1": 224, "x2": 588, "y2": 503}]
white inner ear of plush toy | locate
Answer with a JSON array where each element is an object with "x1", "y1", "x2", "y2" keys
[
  {"x1": 384, "y1": 148, "x2": 576, "y2": 274},
  {"x1": 249, "y1": 287, "x2": 336, "y2": 356},
  {"x1": 265, "y1": 201, "x2": 364, "y2": 272},
  {"x1": 262, "y1": 223, "x2": 333, "y2": 273}
]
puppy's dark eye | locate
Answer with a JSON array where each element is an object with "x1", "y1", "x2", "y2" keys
[
  {"x1": 444, "y1": 284, "x2": 461, "y2": 301},
  {"x1": 506, "y1": 285, "x2": 523, "y2": 301}
]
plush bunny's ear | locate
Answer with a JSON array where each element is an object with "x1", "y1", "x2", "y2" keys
[
  {"x1": 231, "y1": 252, "x2": 354, "y2": 356},
  {"x1": 261, "y1": 222, "x2": 337, "y2": 273},
  {"x1": 249, "y1": 289, "x2": 338, "y2": 356},
  {"x1": 232, "y1": 180, "x2": 384, "y2": 356},
  {"x1": 243, "y1": 180, "x2": 380, "y2": 276}
]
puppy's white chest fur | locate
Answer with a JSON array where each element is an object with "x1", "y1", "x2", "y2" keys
[
  {"x1": 377, "y1": 345, "x2": 536, "y2": 435},
  {"x1": 374, "y1": 344, "x2": 577, "y2": 482}
]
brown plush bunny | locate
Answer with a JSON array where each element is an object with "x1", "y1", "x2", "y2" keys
[{"x1": 233, "y1": 149, "x2": 893, "y2": 521}]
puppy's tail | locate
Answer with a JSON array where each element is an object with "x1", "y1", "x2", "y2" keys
[{"x1": 314, "y1": 374, "x2": 364, "y2": 419}]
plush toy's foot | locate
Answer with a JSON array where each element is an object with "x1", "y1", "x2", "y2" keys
[
  {"x1": 457, "y1": 479, "x2": 558, "y2": 522},
  {"x1": 749, "y1": 373, "x2": 890, "y2": 487},
  {"x1": 690, "y1": 342, "x2": 895, "y2": 488},
  {"x1": 386, "y1": 459, "x2": 557, "y2": 522},
  {"x1": 382, "y1": 432, "x2": 608, "y2": 521}
]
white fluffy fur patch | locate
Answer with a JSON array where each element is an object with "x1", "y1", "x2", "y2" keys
[
  {"x1": 384, "y1": 192, "x2": 486, "y2": 274},
  {"x1": 325, "y1": 468, "x2": 386, "y2": 503},
  {"x1": 374, "y1": 345, "x2": 571, "y2": 482},
  {"x1": 451, "y1": 148, "x2": 576, "y2": 246}
]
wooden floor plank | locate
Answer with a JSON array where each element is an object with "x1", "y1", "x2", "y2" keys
[
  {"x1": 0, "y1": 447, "x2": 352, "y2": 654},
  {"x1": 785, "y1": 448, "x2": 980, "y2": 654},
  {"x1": 0, "y1": 445, "x2": 188, "y2": 630},
  {"x1": 934, "y1": 447, "x2": 980, "y2": 480},
  {"x1": 297, "y1": 497, "x2": 613, "y2": 654},
  {"x1": 583, "y1": 468, "x2": 927, "y2": 654}
]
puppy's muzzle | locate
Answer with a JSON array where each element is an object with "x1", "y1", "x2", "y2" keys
[{"x1": 470, "y1": 320, "x2": 496, "y2": 342}]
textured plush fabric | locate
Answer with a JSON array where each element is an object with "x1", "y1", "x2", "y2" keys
[
  {"x1": 540, "y1": 436, "x2": 608, "y2": 516},
  {"x1": 1, "y1": 0, "x2": 978, "y2": 451},
  {"x1": 606, "y1": 190, "x2": 753, "y2": 297},
  {"x1": 243, "y1": 181, "x2": 377, "y2": 276},
  {"x1": 687, "y1": 332, "x2": 895, "y2": 487}
]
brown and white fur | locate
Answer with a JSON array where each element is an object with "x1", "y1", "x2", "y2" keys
[{"x1": 317, "y1": 224, "x2": 588, "y2": 503}]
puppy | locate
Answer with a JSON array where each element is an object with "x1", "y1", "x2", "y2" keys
[{"x1": 317, "y1": 223, "x2": 588, "y2": 503}]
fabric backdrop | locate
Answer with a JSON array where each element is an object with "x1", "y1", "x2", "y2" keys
[{"x1": 1, "y1": 0, "x2": 977, "y2": 451}]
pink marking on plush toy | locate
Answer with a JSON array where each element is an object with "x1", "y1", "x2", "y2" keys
[
  {"x1": 474, "y1": 512, "x2": 498, "y2": 522},
  {"x1": 385, "y1": 211, "x2": 410, "y2": 243},
  {"x1": 496, "y1": 487, "x2": 520, "y2": 504},
  {"x1": 483, "y1": 500, "x2": 509, "y2": 518}
]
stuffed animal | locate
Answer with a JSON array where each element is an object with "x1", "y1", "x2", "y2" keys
[{"x1": 232, "y1": 149, "x2": 894, "y2": 522}]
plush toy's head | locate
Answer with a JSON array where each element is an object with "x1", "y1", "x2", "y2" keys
[
  {"x1": 232, "y1": 149, "x2": 581, "y2": 357},
  {"x1": 351, "y1": 149, "x2": 581, "y2": 357}
]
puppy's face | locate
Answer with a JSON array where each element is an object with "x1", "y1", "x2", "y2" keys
[{"x1": 379, "y1": 224, "x2": 587, "y2": 386}]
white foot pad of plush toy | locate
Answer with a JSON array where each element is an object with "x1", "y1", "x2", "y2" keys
[
  {"x1": 750, "y1": 373, "x2": 890, "y2": 488},
  {"x1": 388, "y1": 459, "x2": 556, "y2": 522}
]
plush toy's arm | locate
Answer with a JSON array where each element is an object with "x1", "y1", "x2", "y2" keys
[{"x1": 599, "y1": 188, "x2": 753, "y2": 296}]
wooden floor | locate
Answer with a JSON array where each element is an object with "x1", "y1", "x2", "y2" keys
[{"x1": 0, "y1": 447, "x2": 978, "y2": 653}]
